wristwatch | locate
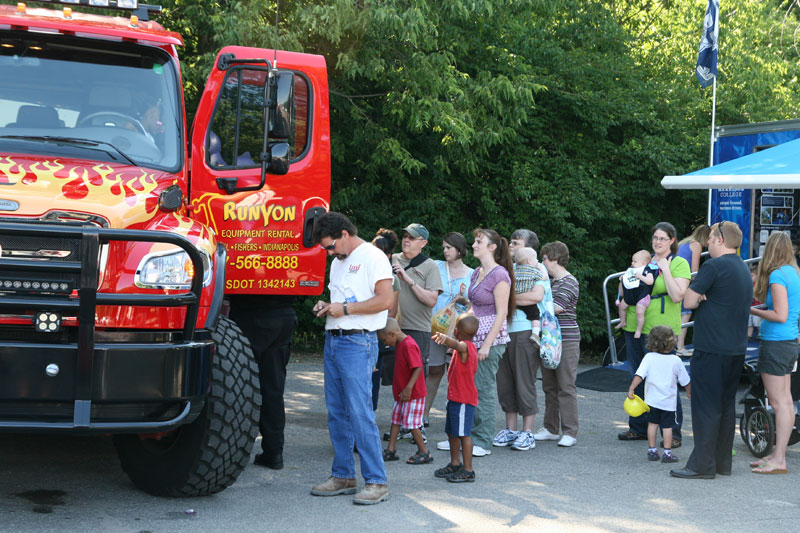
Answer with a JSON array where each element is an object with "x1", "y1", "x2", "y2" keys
[{"x1": 343, "y1": 302, "x2": 349, "y2": 315}]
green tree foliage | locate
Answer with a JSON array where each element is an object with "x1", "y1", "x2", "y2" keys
[
  {"x1": 157, "y1": 0, "x2": 255, "y2": 124},
  {"x1": 153, "y1": 0, "x2": 800, "y2": 352}
]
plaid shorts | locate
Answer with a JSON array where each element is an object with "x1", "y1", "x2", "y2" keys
[{"x1": 391, "y1": 398, "x2": 425, "y2": 429}]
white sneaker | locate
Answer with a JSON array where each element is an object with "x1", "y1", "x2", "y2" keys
[
  {"x1": 510, "y1": 430, "x2": 535, "y2": 451},
  {"x1": 558, "y1": 435, "x2": 577, "y2": 447},
  {"x1": 532, "y1": 428, "x2": 560, "y2": 441},
  {"x1": 436, "y1": 440, "x2": 450, "y2": 451},
  {"x1": 472, "y1": 445, "x2": 492, "y2": 457},
  {"x1": 492, "y1": 428, "x2": 519, "y2": 447}
]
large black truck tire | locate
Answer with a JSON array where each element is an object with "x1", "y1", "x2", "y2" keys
[{"x1": 113, "y1": 316, "x2": 261, "y2": 496}]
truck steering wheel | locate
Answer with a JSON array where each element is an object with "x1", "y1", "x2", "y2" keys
[{"x1": 77, "y1": 111, "x2": 148, "y2": 136}]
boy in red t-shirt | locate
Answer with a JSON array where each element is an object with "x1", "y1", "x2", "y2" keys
[
  {"x1": 431, "y1": 314, "x2": 480, "y2": 483},
  {"x1": 378, "y1": 318, "x2": 431, "y2": 465}
]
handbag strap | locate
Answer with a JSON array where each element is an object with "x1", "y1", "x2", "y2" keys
[{"x1": 445, "y1": 261, "x2": 453, "y2": 298}]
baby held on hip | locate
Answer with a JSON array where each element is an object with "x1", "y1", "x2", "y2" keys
[{"x1": 616, "y1": 250, "x2": 656, "y2": 338}]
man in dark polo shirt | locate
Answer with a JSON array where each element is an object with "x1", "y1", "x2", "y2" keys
[{"x1": 670, "y1": 221, "x2": 752, "y2": 479}]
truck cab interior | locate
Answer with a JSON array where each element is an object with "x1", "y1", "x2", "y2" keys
[{"x1": 0, "y1": 30, "x2": 182, "y2": 171}]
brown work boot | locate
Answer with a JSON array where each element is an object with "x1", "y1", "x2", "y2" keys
[
  {"x1": 310, "y1": 476, "x2": 357, "y2": 497},
  {"x1": 353, "y1": 483, "x2": 389, "y2": 505}
]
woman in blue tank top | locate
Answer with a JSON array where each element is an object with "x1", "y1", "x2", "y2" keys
[
  {"x1": 749, "y1": 231, "x2": 800, "y2": 474},
  {"x1": 424, "y1": 232, "x2": 473, "y2": 426}
]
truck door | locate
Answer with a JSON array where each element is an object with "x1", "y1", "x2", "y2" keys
[{"x1": 189, "y1": 46, "x2": 331, "y2": 295}]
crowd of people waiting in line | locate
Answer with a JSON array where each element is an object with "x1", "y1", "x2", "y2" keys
[
  {"x1": 298, "y1": 213, "x2": 798, "y2": 505},
  {"x1": 305, "y1": 213, "x2": 580, "y2": 504}
]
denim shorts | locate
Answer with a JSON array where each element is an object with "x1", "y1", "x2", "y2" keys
[
  {"x1": 445, "y1": 401, "x2": 475, "y2": 437},
  {"x1": 757, "y1": 339, "x2": 799, "y2": 376},
  {"x1": 404, "y1": 329, "x2": 431, "y2": 374},
  {"x1": 428, "y1": 339, "x2": 449, "y2": 367}
]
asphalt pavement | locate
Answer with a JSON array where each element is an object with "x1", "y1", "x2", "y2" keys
[{"x1": 1, "y1": 361, "x2": 799, "y2": 532}]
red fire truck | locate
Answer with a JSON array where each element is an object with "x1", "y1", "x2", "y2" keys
[{"x1": 0, "y1": 0, "x2": 330, "y2": 496}]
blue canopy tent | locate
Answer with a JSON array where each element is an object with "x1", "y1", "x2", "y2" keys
[
  {"x1": 659, "y1": 143, "x2": 791, "y2": 368},
  {"x1": 597, "y1": 134, "x2": 794, "y2": 381},
  {"x1": 662, "y1": 137, "x2": 800, "y2": 189}
]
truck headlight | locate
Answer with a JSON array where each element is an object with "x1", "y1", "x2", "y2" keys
[{"x1": 135, "y1": 249, "x2": 212, "y2": 290}]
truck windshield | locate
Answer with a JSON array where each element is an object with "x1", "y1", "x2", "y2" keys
[{"x1": 0, "y1": 31, "x2": 182, "y2": 171}]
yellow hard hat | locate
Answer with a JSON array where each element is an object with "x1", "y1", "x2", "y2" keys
[{"x1": 624, "y1": 394, "x2": 650, "y2": 417}]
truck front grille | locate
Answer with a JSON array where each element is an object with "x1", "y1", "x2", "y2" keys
[{"x1": 0, "y1": 233, "x2": 81, "y2": 295}]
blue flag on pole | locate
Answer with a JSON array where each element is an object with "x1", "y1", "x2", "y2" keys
[{"x1": 696, "y1": 0, "x2": 719, "y2": 88}]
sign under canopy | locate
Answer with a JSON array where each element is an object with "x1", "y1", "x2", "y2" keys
[{"x1": 661, "y1": 137, "x2": 800, "y2": 189}]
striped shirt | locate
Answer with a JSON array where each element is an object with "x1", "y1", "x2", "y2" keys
[{"x1": 551, "y1": 274, "x2": 580, "y2": 342}]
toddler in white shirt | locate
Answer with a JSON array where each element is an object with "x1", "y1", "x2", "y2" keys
[{"x1": 627, "y1": 326, "x2": 691, "y2": 463}]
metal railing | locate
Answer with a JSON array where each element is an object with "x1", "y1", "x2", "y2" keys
[{"x1": 602, "y1": 252, "x2": 761, "y2": 366}]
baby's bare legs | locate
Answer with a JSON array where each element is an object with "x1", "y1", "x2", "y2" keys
[
  {"x1": 616, "y1": 300, "x2": 628, "y2": 329},
  {"x1": 616, "y1": 281, "x2": 627, "y2": 329},
  {"x1": 634, "y1": 303, "x2": 647, "y2": 338}
]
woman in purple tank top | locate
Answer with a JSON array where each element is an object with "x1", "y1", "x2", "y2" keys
[
  {"x1": 464, "y1": 228, "x2": 515, "y2": 456},
  {"x1": 676, "y1": 224, "x2": 709, "y2": 353}
]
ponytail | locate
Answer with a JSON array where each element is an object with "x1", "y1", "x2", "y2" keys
[{"x1": 495, "y1": 236, "x2": 517, "y2": 320}]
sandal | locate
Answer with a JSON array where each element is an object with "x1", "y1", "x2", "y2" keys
[
  {"x1": 434, "y1": 462, "x2": 463, "y2": 478},
  {"x1": 446, "y1": 468, "x2": 476, "y2": 483},
  {"x1": 382, "y1": 449, "x2": 399, "y2": 461},
  {"x1": 749, "y1": 459, "x2": 767, "y2": 468},
  {"x1": 407, "y1": 450, "x2": 433, "y2": 465},
  {"x1": 752, "y1": 460, "x2": 788, "y2": 475}
]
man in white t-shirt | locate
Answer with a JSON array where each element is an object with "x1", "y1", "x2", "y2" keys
[{"x1": 309, "y1": 212, "x2": 394, "y2": 505}]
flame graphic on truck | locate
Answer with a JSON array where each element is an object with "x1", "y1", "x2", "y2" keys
[{"x1": 0, "y1": 157, "x2": 161, "y2": 212}]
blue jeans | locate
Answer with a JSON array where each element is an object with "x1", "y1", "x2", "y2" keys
[
  {"x1": 324, "y1": 331, "x2": 386, "y2": 484},
  {"x1": 371, "y1": 350, "x2": 383, "y2": 411},
  {"x1": 624, "y1": 331, "x2": 683, "y2": 439}
]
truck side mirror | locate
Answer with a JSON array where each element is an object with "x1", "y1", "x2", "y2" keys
[
  {"x1": 267, "y1": 142, "x2": 290, "y2": 175},
  {"x1": 269, "y1": 71, "x2": 294, "y2": 139}
]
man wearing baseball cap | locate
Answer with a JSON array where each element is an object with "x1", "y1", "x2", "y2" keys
[{"x1": 392, "y1": 223, "x2": 443, "y2": 380}]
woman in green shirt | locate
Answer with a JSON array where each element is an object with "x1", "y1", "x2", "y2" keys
[{"x1": 618, "y1": 222, "x2": 691, "y2": 445}]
